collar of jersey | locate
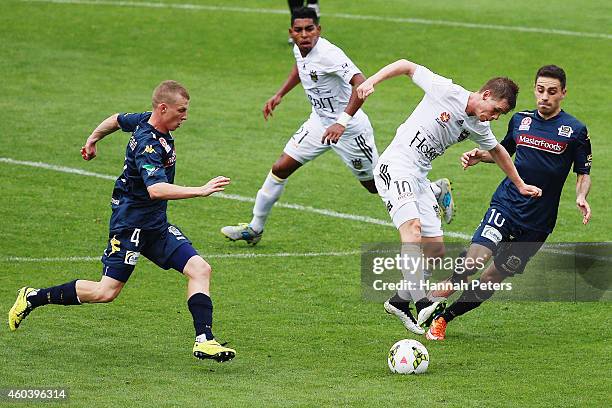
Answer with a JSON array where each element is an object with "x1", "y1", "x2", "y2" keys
[
  {"x1": 534, "y1": 109, "x2": 564, "y2": 122},
  {"x1": 141, "y1": 120, "x2": 173, "y2": 140}
]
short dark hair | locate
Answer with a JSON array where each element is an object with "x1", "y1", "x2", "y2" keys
[
  {"x1": 535, "y1": 65, "x2": 566, "y2": 89},
  {"x1": 479, "y1": 77, "x2": 520, "y2": 111},
  {"x1": 291, "y1": 6, "x2": 319, "y2": 25}
]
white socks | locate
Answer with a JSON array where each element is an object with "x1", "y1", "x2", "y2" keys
[
  {"x1": 397, "y1": 244, "x2": 427, "y2": 302},
  {"x1": 250, "y1": 172, "x2": 287, "y2": 233}
]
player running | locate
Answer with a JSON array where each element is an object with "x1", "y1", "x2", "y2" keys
[
  {"x1": 426, "y1": 65, "x2": 592, "y2": 340},
  {"x1": 8, "y1": 81, "x2": 236, "y2": 362},
  {"x1": 221, "y1": 7, "x2": 454, "y2": 245},
  {"x1": 357, "y1": 59, "x2": 542, "y2": 334}
]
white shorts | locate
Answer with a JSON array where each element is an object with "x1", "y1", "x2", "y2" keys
[
  {"x1": 283, "y1": 114, "x2": 378, "y2": 181},
  {"x1": 373, "y1": 161, "x2": 443, "y2": 237}
]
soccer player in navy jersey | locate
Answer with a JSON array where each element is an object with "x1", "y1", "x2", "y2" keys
[
  {"x1": 8, "y1": 80, "x2": 236, "y2": 361},
  {"x1": 426, "y1": 65, "x2": 592, "y2": 340}
]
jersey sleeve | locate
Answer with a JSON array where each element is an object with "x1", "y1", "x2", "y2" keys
[
  {"x1": 325, "y1": 48, "x2": 361, "y2": 84},
  {"x1": 117, "y1": 112, "x2": 151, "y2": 133},
  {"x1": 134, "y1": 141, "x2": 168, "y2": 187},
  {"x1": 468, "y1": 122, "x2": 498, "y2": 151},
  {"x1": 411, "y1": 65, "x2": 453, "y2": 100},
  {"x1": 500, "y1": 115, "x2": 517, "y2": 156},
  {"x1": 573, "y1": 126, "x2": 592, "y2": 174}
]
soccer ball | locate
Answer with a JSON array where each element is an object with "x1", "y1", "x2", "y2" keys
[{"x1": 387, "y1": 339, "x2": 429, "y2": 374}]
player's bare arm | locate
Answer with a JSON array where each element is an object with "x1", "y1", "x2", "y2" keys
[
  {"x1": 147, "y1": 176, "x2": 230, "y2": 200},
  {"x1": 576, "y1": 173, "x2": 591, "y2": 224},
  {"x1": 263, "y1": 64, "x2": 301, "y2": 121},
  {"x1": 356, "y1": 59, "x2": 419, "y2": 100},
  {"x1": 321, "y1": 73, "x2": 366, "y2": 144},
  {"x1": 487, "y1": 144, "x2": 542, "y2": 198},
  {"x1": 81, "y1": 113, "x2": 121, "y2": 160}
]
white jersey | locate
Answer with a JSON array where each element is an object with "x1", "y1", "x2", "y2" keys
[
  {"x1": 293, "y1": 37, "x2": 369, "y2": 134},
  {"x1": 380, "y1": 65, "x2": 499, "y2": 178}
]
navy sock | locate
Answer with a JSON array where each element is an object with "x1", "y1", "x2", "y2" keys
[
  {"x1": 28, "y1": 280, "x2": 81, "y2": 308},
  {"x1": 442, "y1": 286, "x2": 495, "y2": 323},
  {"x1": 187, "y1": 293, "x2": 214, "y2": 340}
]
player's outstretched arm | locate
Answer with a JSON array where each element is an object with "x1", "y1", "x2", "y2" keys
[
  {"x1": 356, "y1": 59, "x2": 419, "y2": 100},
  {"x1": 81, "y1": 113, "x2": 121, "y2": 160},
  {"x1": 576, "y1": 174, "x2": 591, "y2": 224},
  {"x1": 263, "y1": 64, "x2": 301, "y2": 121},
  {"x1": 488, "y1": 144, "x2": 542, "y2": 198},
  {"x1": 321, "y1": 73, "x2": 367, "y2": 144},
  {"x1": 147, "y1": 176, "x2": 231, "y2": 201}
]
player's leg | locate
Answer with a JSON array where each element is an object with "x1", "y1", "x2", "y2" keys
[
  {"x1": 402, "y1": 185, "x2": 445, "y2": 325},
  {"x1": 248, "y1": 153, "x2": 302, "y2": 233},
  {"x1": 428, "y1": 231, "x2": 547, "y2": 340},
  {"x1": 426, "y1": 262, "x2": 505, "y2": 341},
  {"x1": 333, "y1": 130, "x2": 379, "y2": 194},
  {"x1": 222, "y1": 118, "x2": 327, "y2": 244},
  {"x1": 8, "y1": 232, "x2": 136, "y2": 331},
  {"x1": 151, "y1": 226, "x2": 235, "y2": 361}
]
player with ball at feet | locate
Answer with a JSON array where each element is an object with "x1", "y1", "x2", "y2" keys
[{"x1": 356, "y1": 59, "x2": 542, "y2": 335}]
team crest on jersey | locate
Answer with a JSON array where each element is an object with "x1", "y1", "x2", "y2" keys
[
  {"x1": 159, "y1": 137, "x2": 171, "y2": 153},
  {"x1": 351, "y1": 159, "x2": 363, "y2": 170},
  {"x1": 309, "y1": 70, "x2": 318, "y2": 82},
  {"x1": 557, "y1": 125, "x2": 573, "y2": 138},
  {"x1": 517, "y1": 134, "x2": 568, "y2": 154},
  {"x1": 519, "y1": 117, "x2": 532, "y2": 131},
  {"x1": 435, "y1": 112, "x2": 451, "y2": 128}
]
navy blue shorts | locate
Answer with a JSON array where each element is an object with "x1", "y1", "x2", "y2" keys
[
  {"x1": 471, "y1": 206, "x2": 549, "y2": 276},
  {"x1": 101, "y1": 224, "x2": 198, "y2": 282}
]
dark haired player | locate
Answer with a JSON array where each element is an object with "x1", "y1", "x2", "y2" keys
[
  {"x1": 356, "y1": 59, "x2": 542, "y2": 335},
  {"x1": 222, "y1": 7, "x2": 456, "y2": 245},
  {"x1": 427, "y1": 65, "x2": 592, "y2": 340},
  {"x1": 8, "y1": 80, "x2": 237, "y2": 362},
  {"x1": 221, "y1": 7, "x2": 380, "y2": 244}
]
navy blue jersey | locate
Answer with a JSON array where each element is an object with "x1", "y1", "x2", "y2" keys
[
  {"x1": 490, "y1": 110, "x2": 592, "y2": 233},
  {"x1": 109, "y1": 112, "x2": 177, "y2": 232}
]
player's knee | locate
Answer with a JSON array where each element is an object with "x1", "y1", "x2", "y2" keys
[
  {"x1": 184, "y1": 256, "x2": 212, "y2": 281},
  {"x1": 399, "y1": 219, "x2": 421, "y2": 242}
]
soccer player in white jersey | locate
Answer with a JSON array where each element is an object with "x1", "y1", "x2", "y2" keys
[
  {"x1": 220, "y1": 7, "x2": 380, "y2": 244},
  {"x1": 356, "y1": 59, "x2": 542, "y2": 334}
]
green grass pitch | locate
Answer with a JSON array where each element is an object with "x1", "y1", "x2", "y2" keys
[{"x1": 1, "y1": 0, "x2": 610, "y2": 406}]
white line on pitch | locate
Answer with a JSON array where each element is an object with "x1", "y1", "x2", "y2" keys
[
  {"x1": 4, "y1": 250, "x2": 360, "y2": 263},
  {"x1": 0, "y1": 156, "x2": 469, "y2": 240},
  {"x1": 19, "y1": 0, "x2": 612, "y2": 40}
]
